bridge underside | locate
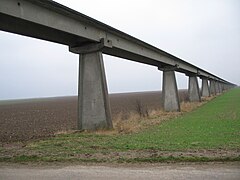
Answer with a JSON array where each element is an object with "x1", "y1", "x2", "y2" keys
[
  {"x1": 0, "y1": 13, "x2": 90, "y2": 47},
  {"x1": 0, "y1": 0, "x2": 235, "y2": 80}
]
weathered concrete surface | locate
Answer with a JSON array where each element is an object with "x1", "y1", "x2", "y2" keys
[
  {"x1": 162, "y1": 70, "x2": 180, "y2": 111},
  {"x1": 222, "y1": 83, "x2": 226, "y2": 92},
  {"x1": 210, "y1": 80, "x2": 216, "y2": 95},
  {"x1": 201, "y1": 78, "x2": 210, "y2": 97},
  {"x1": 215, "y1": 81, "x2": 220, "y2": 94},
  {"x1": 219, "y1": 83, "x2": 223, "y2": 93},
  {"x1": 0, "y1": 163, "x2": 240, "y2": 180},
  {"x1": 188, "y1": 76, "x2": 201, "y2": 102},
  {"x1": 78, "y1": 51, "x2": 112, "y2": 130}
]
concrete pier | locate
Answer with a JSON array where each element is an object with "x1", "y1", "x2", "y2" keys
[
  {"x1": 201, "y1": 78, "x2": 210, "y2": 97},
  {"x1": 162, "y1": 69, "x2": 180, "y2": 111},
  {"x1": 210, "y1": 80, "x2": 216, "y2": 95},
  {"x1": 69, "y1": 40, "x2": 113, "y2": 130},
  {"x1": 222, "y1": 83, "x2": 225, "y2": 92},
  {"x1": 219, "y1": 82, "x2": 223, "y2": 93},
  {"x1": 77, "y1": 52, "x2": 112, "y2": 130},
  {"x1": 188, "y1": 76, "x2": 201, "y2": 102},
  {"x1": 215, "y1": 81, "x2": 220, "y2": 94},
  {"x1": 223, "y1": 84, "x2": 228, "y2": 91}
]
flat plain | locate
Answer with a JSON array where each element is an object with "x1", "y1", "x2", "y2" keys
[
  {"x1": 0, "y1": 88, "x2": 239, "y2": 163},
  {"x1": 0, "y1": 90, "x2": 188, "y2": 142}
]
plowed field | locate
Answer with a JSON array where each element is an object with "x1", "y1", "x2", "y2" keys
[{"x1": 0, "y1": 90, "x2": 188, "y2": 142}]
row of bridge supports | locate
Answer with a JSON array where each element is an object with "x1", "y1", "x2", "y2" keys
[
  {"x1": 160, "y1": 69, "x2": 233, "y2": 112},
  {"x1": 162, "y1": 70, "x2": 233, "y2": 112},
  {"x1": 69, "y1": 45, "x2": 235, "y2": 131}
]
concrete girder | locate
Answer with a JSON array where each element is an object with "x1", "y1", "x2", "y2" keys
[{"x1": 0, "y1": 0, "x2": 235, "y2": 84}]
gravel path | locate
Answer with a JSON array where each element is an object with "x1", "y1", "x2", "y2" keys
[{"x1": 1, "y1": 163, "x2": 239, "y2": 180}]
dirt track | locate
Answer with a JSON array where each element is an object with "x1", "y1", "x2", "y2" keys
[
  {"x1": 0, "y1": 91, "x2": 188, "y2": 142},
  {"x1": 0, "y1": 163, "x2": 239, "y2": 180}
]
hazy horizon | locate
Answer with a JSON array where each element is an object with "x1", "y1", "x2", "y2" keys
[{"x1": 0, "y1": 89, "x2": 193, "y2": 101}]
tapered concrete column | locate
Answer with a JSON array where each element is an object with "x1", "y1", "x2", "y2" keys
[
  {"x1": 219, "y1": 83, "x2": 223, "y2": 93},
  {"x1": 222, "y1": 84, "x2": 225, "y2": 92},
  {"x1": 225, "y1": 84, "x2": 228, "y2": 91},
  {"x1": 69, "y1": 41, "x2": 112, "y2": 130},
  {"x1": 77, "y1": 52, "x2": 112, "y2": 130},
  {"x1": 201, "y1": 78, "x2": 210, "y2": 97},
  {"x1": 188, "y1": 75, "x2": 201, "y2": 102},
  {"x1": 223, "y1": 84, "x2": 228, "y2": 91},
  {"x1": 222, "y1": 83, "x2": 226, "y2": 92},
  {"x1": 221, "y1": 83, "x2": 224, "y2": 92},
  {"x1": 215, "y1": 81, "x2": 220, "y2": 94},
  {"x1": 162, "y1": 69, "x2": 180, "y2": 112},
  {"x1": 225, "y1": 84, "x2": 229, "y2": 90},
  {"x1": 210, "y1": 80, "x2": 216, "y2": 95}
]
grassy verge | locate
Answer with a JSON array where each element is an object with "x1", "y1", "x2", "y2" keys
[{"x1": 1, "y1": 89, "x2": 240, "y2": 163}]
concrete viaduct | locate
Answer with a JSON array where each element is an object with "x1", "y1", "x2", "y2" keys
[{"x1": 0, "y1": 0, "x2": 236, "y2": 130}]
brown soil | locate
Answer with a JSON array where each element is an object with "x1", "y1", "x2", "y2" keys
[{"x1": 0, "y1": 90, "x2": 189, "y2": 142}]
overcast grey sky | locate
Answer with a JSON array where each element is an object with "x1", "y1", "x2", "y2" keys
[{"x1": 0, "y1": 0, "x2": 239, "y2": 100}]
